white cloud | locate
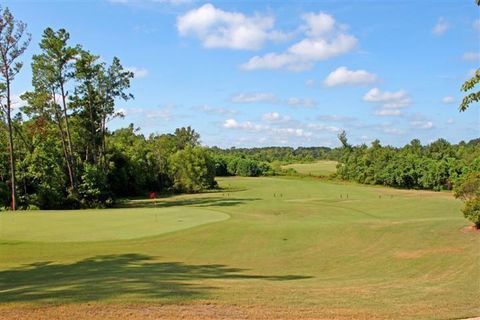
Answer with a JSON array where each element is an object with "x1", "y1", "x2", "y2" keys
[
  {"x1": 410, "y1": 120, "x2": 434, "y2": 129},
  {"x1": 364, "y1": 88, "x2": 410, "y2": 108},
  {"x1": 408, "y1": 114, "x2": 434, "y2": 130},
  {"x1": 10, "y1": 93, "x2": 27, "y2": 110},
  {"x1": 146, "y1": 105, "x2": 173, "y2": 120},
  {"x1": 373, "y1": 109, "x2": 402, "y2": 116},
  {"x1": 446, "y1": 117, "x2": 454, "y2": 125},
  {"x1": 177, "y1": 4, "x2": 287, "y2": 50},
  {"x1": 194, "y1": 105, "x2": 237, "y2": 116},
  {"x1": 383, "y1": 127, "x2": 403, "y2": 135},
  {"x1": 301, "y1": 12, "x2": 335, "y2": 37},
  {"x1": 230, "y1": 92, "x2": 277, "y2": 104},
  {"x1": 323, "y1": 66, "x2": 377, "y2": 87},
  {"x1": 222, "y1": 118, "x2": 264, "y2": 131},
  {"x1": 305, "y1": 79, "x2": 316, "y2": 87},
  {"x1": 272, "y1": 127, "x2": 311, "y2": 137},
  {"x1": 241, "y1": 12, "x2": 357, "y2": 71},
  {"x1": 306, "y1": 123, "x2": 341, "y2": 133},
  {"x1": 286, "y1": 97, "x2": 316, "y2": 108},
  {"x1": 473, "y1": 19, "x2": 480, "y2": 31},
  {"x1": 363, "y1": 87, "x2": 411, "y2": 116},
  {"x1": 262, "y1": 112, "x2": 291, "y2": 122},
  {"x1": 432, "y1": 17, "x2": 449, "y2": 36},
  {"x1": 317, "y1": 114, "x2": 355, "y2": 122},
  {"x1": 462, "y1": 52, "x2": 480, "y2": 61},
  {"x1": 127, "y1": 67, "x2": 148, "y2": 78},
  {"x1": 441, "y1": 96, "x2": 455, "y2": 104}
]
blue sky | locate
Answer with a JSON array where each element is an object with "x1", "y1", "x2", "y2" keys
[{"x1": 4, "y1": 0, "x2": 480, "y2": 148}]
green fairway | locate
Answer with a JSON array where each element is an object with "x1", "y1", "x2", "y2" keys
[
  {"x1": 282, "y1": 160, "x2": 338, "y2": 176},
  {"x1": 0, "y1": 176, "x2": 479, "y2": 319}
]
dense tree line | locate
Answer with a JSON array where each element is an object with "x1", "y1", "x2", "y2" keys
[
  {"x1": 0, "y1": 8, "x2": 217, "y2": 209},
  {"x1": 336, "y1": 135, "x2": 480, "y2": 191},
  {"x1": 209, "y1": 146, "x2": 339, "y2": 163}
]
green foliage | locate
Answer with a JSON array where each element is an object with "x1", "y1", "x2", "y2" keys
[
  {"x1": 460, "y1": 69, "x2": 480, "y2": 112},
  {"x1": 78, "y1": 163, "x2": 112, "y2": 208},
  {"x1": 337, "y1": 138, "x2": 480, "y2": 191},
  {"x1": 454, "y1": 172, "x2": 480, "y2": 228},
  {"x1": 211, "y1": 154, "x2": 273, "y2": 177},
  {"x1": 168, "y1": 146, "x2": 216, "y2": 193},
  {"x1": 461, "y1": 198, "x2": 480, "y2": 228}
]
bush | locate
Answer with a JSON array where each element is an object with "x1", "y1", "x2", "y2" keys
[
  {"x1": 454, "y1": 172, "x2": 480, "y2": 228},
  {"x1": 462, "y1": 198, "x2": 480, "y2": 228},
  {"x1": 169, "y1": 146, "x2": 216, "y2": 193},
  {"x1": 78, "y1": 164, "x2": 113, "y2": 208}
]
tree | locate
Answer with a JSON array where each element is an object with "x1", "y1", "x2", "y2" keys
[
  {"x1": 454, "y1": 172, "x2": 480, "y2": 228},
  {"x1": 460, "y1": 69, "x2": 480, "y2": 112},
  {"x1": 174, "y1": 126, "x2": 200, "y2": 149},
  {"x1": 72, "y1": 50, "x2": 133, "y2": 167},
  {"x1": 168, "y1": 146, "x2": 216, "y2": 193},
  {"x1": 0, "y1": 7, "x2": 31, "y2": 210},
  {"x1": 22, "y1": 28, "x2": 78, "y2": 192}
]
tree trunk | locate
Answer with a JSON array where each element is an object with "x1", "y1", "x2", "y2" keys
[
  {"x1": 54, "y1": 109, "x2": 75, "y2": 192},
  {"x1": 6, "y1": 77, "x2": 16, "y2": 211},
  {"x1": 60, "y1": 82, "x2": 76, "y2": 191}
]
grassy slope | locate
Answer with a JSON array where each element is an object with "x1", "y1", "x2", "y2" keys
[
  {"x1": 282, "y1": 160, "x2": 338, "y2": 176},
  {"x1": 0, "y1": 176, "x2": 478, "y2": 319}
]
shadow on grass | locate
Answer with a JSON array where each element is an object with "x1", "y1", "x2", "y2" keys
[
  {"x1": 115, "y1": 197, "x2": 261, "y2": 209},
  {"x1": 0, "y1": 254, "x2": 311, "y2": 303}
]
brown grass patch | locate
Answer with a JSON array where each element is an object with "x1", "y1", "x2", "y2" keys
[
  {"x1": 394, "y1": 247, "x2": 464, "y2": 259},
  {"x1": 0, "y1": 303, "x2": 387, "y2": 320}
]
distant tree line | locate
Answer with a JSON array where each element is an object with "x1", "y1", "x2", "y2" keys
[
  {"x1": 336, "y1": 134, "x2": 480, "y2": 191},
  {"x1": 208, "y1": 146, "x2": 340, "y2": 163}
]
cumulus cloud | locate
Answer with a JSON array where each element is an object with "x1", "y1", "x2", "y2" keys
[
  {"x1": 272, "y1": 127, "x2": 311, "y2": 137},
  {"x1": 432, "y1": 17, "x2": 449, "y2": 36},
  {"x1": 441, "y1": 96, "x2": 455, "y2": 104},
  {"x1": 127, "y1": 67, "x2": 148, "y2": 78},
  {"x1": 146, "y1": 107, "x2": 173, "y2": 120},
  {"x1": 410, "y1": 120, "x2": 433, "y2": 129},
  {"x1": 409, "y1": 114, "x2": 434, "y2": 130},
  {"x1": 241, "y1": 12, "x2": 357, "y2": 71},
  {"x1": 323, "y1": 66, "x2": 377, "y2": 87},
  {"x1": 363, "y1": 87, "x2": 411, "y2": 116},
  {"x1": 317, "y1": 114, "x2": 356, "y2": 122},
  {"x1": 223, "y1": 116, "x2": 315, "y2": 139},
  {"x1": 177, "y1": 4, "x2": 287, "y2": 50},
  {"x1": 306, "y1": 123, "x2": 341, "y2": 133},
  {"x1": 9, "y1": 93, "x2": 27, "y2": 110},
  {"x1": 230, "y1": 92, "x2": 278, "y2": 104},
  {"x1": 462, "y1": 52, "x2": 480, "y2": 61},
  {"x1": 262, "y1": 112, "x2": 291, "y2": 122},
  {"x1": 230, "y1": 93, "x2": 316, "y2": 108},
  {"x1": 194, "y1": 105, "x2": 237, "y2": 116},
  {"x1": 222, "y1": 118, "x2": 264, "y2": 131},
  {"x1": 286, "y1": 97, "x2": 316, "y2": 108}
]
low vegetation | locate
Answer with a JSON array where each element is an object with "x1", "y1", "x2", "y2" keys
[
  {"x1": 1, "y1": 177, "x2": 478, "y2": 319},
  {"x1": 281, "y1": 160, "x2": 338, "y2": 177}
]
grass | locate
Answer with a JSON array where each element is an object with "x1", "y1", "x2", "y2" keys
[
  {"x1": 0, "y1": 176, "x2": 479, "y2": 319},
  {"x1": 282, "y1": 160, "x2": 338, "y2": 176}
]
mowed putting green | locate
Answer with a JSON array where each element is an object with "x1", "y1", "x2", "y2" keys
[
  {"x1": 0, "y1": 207, "x2": 229, "y2": 242},
  {"x1": 282, "y1": 160, "x2": 338, "y2": 176},
  {"x1": 0, "y1": 176, "x2": 479, "y2": 319}
]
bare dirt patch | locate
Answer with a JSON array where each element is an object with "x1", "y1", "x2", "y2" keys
[
  {"x1": 0, "y1": 303, "x2": 385, "y2": 320},
  {"x1": 461, "y1": 226, "x2": 480, "y2": 234}
]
